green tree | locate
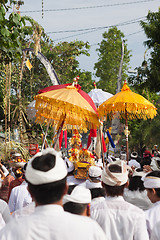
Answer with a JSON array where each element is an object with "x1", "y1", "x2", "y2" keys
[
  {"x1": 140, "y1": 9, "x2": 160, "y2": 92},
  {"x1": 94, "y1": 27, "x2": 131, "y2": 94}
]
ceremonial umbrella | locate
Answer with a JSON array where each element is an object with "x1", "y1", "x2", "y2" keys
[
  {"x1": 34, "y1": 82, "x2": 100, "y2": 148},
  {"x1": 98, "y1": 80, "x2": 157, "y2": 162},
  {"x1": 88, "y1": 88, "x2": 113, "y2": 107},
  {"x1": 87, "y1": 83, "x2": 113, "y2": 158}
]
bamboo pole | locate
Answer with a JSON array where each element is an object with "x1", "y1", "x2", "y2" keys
[{"x1": 8, "y1": 62, "x2": 11, "y2": 143}]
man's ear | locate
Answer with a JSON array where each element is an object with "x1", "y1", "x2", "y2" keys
[{"x1": 152, "y1": 188, "x2": 156, "y2": 195}]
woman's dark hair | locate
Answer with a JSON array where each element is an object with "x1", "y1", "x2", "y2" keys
[
  {"x1": 145, "y1": 171, "x2": 160, "y2": 197},
  {"x1": 128, "y1": 176, "x2": 145, "y2": 192},
  {"x1": 90, "y1": 188, "x2": 105, "y2": 199},
  {"x1": 63, "y1": 202, "x2": 87, "y2": 215}
]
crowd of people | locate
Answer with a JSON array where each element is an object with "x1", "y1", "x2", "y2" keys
[{"x1": 0, "y1": 145, "x2": 160, "y2": 239}]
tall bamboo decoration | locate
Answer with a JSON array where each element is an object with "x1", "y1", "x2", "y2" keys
[
  {"x1": 4, "y1": 64, "x2": 8, "y2": 161},
  {"x1": 8, "y1": 62, "x2": 11, "y2": 143},
  {"x1": 18, "y1": 54, "x2": 26, "y2": 143}
]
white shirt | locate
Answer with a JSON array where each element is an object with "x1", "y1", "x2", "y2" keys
[
  {"x1": 12, "y1": 202, "x2": 35, "y2": 219},
  {"x1": 0, "y1": 204, "x2": 107, "y2": 240},
  {"x1": 150, "y1": 220, "x2": 160, "y2": 240},
  {"x1": 91, "y1": 197, "x2": 105, "y2": 208},
  {"x1": 91, "y1": 195, "x2": 149, "y2": 240},
  {"x1": 123, "y1": 188, "x2": 153, "y2": 210},
  {"x1": 8, "y1": 181, "x2": 32, "y2": 212},
  {"x1": 67, "y1": 175, "x2": 86, "y2": 186},
  {"x1": 0, "y1": 199, "x2": 11, "y2": 230},
  {"x1": 128, "y1": 159, "x2": 141, "y2": 168},
  {"x1": 145, "y1": 200, "x2": 160, "y2": 238}
]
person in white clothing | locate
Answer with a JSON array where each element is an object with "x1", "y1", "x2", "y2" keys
[
  {"x1": 85, "y1": 166, "x2": 105, "y2": 206},
  {"x1": 128, "y1": 152, "x2": 141, "y2": 169},
  {"x1": 123, "y1": 168, "x2": 152, "y2": 210},
  {"x1": 143, "y1": 171, "x2": 160, "y2": 238},
  {"x1": 0, "y1": 148, "x2": 106, "y2": 240},
  {"x1": 8, "y1": 180, "x2": 32, "y2": 213},
  {"x1": 11, "y1": 202, "x2": 35, "y2": 219},
  {"x1": 90, "y1": 160, "x2": 149, "y2": 240},
  {"x1": 0, "y1": 199, "x2": 11, "y2": 230},
  {"x1": 63, "y1": 185, "x2": 91, "y2": 216}
]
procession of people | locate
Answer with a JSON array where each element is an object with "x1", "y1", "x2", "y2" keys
[{"x1": 0, "y1": 140, "x2": 160, "y2": 239}]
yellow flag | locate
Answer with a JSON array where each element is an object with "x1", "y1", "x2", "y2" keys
[{"x1": 26, "y1": 59, "x2": 33, "y2": 70}]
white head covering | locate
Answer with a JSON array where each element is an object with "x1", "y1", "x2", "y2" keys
[
  {"x1": 65, "y1": 159, "x2": 74, "y2": 173},
  {"x1": 101, "y1": 160, "x2": 130, "y2": 186},
  {"x1": 25, "y1": 148, "x2": 67, "y2": 185},
  {"x1": 132, "y1": 169, "x2": 147, "y2": 177},
  {"x1": 130, "y1": 152, "x2": 138, "y2": 159},
  {"x1": 143, "y1": 175, "x2": 160, "y2": 189},
  {"x1": 63, "y1": 186, "x2": 91, "y2": 204},
  {"x1": 86, "y1": 179, "x2": 102, "y2": 189},
  {"x1": 89, "y1": 166, "x2": 102, "y2": 178}
]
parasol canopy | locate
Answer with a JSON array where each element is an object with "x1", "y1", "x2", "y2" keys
[
  {"x1": 34, "y1": 83, "x2": 100, "y2": 131},
  {"x1": 88, "y1": 88, "x2": 113, "y2": 107},
  {"x1": 98, "y1": 80, "x2": 157, "y2": 162},
  {"x1": 98, "y1": 81, "x2": 157, "y2": 120}
]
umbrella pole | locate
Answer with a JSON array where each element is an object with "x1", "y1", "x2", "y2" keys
[
  {"x1": 41, "y1": 122, "x2": 50, "y2": 150},
  {"x1": 53, "y1": 115, "x2": 66, "y2": 150},
  {"x1": 125, "y1": 111, "x2": 129, "y2": 163}
]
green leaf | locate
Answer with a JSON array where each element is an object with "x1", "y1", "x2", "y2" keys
[{"x1": 1, "y1": 27, "x2": 10, "y2": 37}]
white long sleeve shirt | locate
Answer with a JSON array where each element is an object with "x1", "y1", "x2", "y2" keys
[
  {"x1": 8, "y1": 181, "x2": 32, "y2": 212},
  {"x1": 145, "y1": 200, "x2": 160, "y2": 238},
  {"x1": 0, "y1": 199, "x2": 11, "y2": 230},
  {"x1": 0, "y1": 204, "x2": 106, "y2": 240},
  {"x1": 150, "y1": 220, "x2": 160, "y2": 240},
  {"x1": 123, "y1": 188, "x2": 153, "y2": 210},
  {"x1": 91, "y1": 195, "x2": 149, "y2": 240}
]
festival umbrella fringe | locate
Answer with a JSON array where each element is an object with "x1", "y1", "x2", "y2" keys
[
  {"x1": 34, "y1": 82, "x2": 100, "y2": 148},
  {"x1": 98, "y1": 80, "x2": 157, "y2": 162}
]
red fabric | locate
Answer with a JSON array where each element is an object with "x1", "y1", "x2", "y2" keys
[
  {"x1": 87, "y1": 134, "x2": 91, "y2": 149},
  {"x1": 102, "y1": 134, "x2": 107, "y2": 153},
  {"x1": 59, "y1": 130, "x2": 63, "y2": 149},
  {"x1": 38, "y1": 83, "x2": 98, "y2": 115},
  {"x1": 87, "y1": 129, "x2": 97, "y2": 149},
  {"x1": 0, "y1": 174, "x2": 14, "y2": 203},
  {"x1": 90, "y1": 129, "x2": 97, "y2": 137},
  {"x1": 64, "y1": 130, "x2": 67, "y2": 148}
]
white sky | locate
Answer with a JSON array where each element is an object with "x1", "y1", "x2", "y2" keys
[{"x1": 19, "y1": 0, "x2": 160, "y2": 79}]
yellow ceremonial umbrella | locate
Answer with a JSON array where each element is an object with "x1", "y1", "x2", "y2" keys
[
  {"x1": 98, "y1": 80, "x2": 157, "y2": 162},
  {"x1": 34, "y1": 82, "x2": 100, "y2": 148}
]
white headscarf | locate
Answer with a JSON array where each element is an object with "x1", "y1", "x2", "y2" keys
[
  {"x1": 63, "y1": 186, "x2": 91, "y2": 204},
  {"x1": 101, "y1": 160, "x2": 130, "y2": 186},
  {"x1": 143, "y1": 175, "x2": 160, "y2": 189},
  {"x1": 25, "y1": 148, "x2": 67, "y2": 185}
]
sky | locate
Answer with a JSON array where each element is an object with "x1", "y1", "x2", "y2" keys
[{"x1": 19, "y1": 0, "x2": 160, "y2": 79}]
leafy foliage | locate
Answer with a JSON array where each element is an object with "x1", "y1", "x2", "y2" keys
[
  {"x1": 94, "y1": 27, "x2": 131, "y2": 94},
  {"x1": 140, "y1": 9, "x2": 160, "y2": 92}
]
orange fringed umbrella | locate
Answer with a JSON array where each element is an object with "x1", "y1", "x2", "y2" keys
[
  {"x1": 34, "y1": 82, "x2": 100, "y2": 148},
  {"x1": 98, "y1": 80, "x2": 157, "y2": 162}
]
